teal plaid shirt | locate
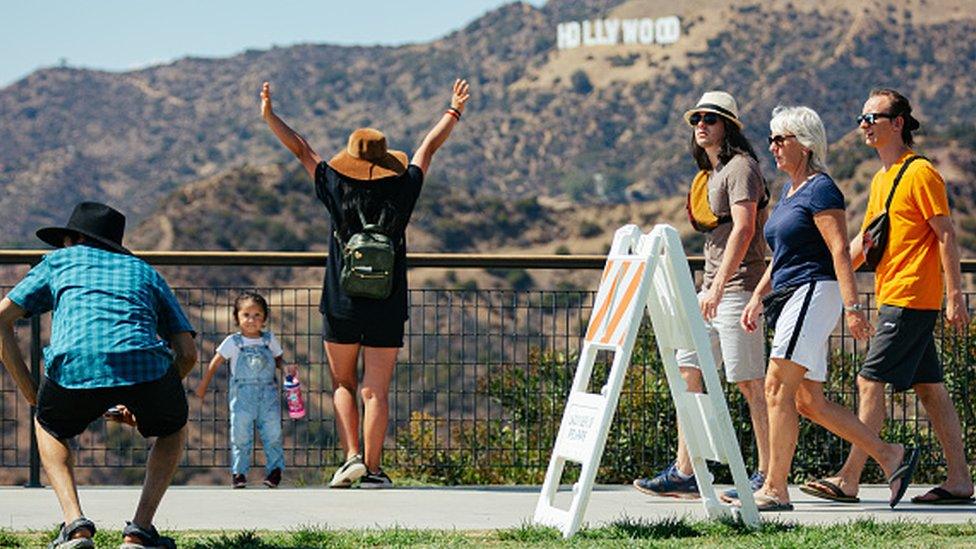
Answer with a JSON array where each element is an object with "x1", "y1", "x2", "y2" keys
[{"x1": 6, "y1": 245, "x2": 194, "y2": 388}]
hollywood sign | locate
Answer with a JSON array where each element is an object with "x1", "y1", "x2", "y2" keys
[{"x1": 556, "y1": 16, "x2": 681, "y2": 50}]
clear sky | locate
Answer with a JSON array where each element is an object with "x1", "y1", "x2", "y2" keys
[{"x1": 0, "y1": 0, "x2": 546, "y2": 88}]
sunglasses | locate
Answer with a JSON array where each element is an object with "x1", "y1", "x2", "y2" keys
[
  {"x1": 856, "y1": 112, "x2": 896, "y2": 126},
  {"x1": 767, "y1": 134, "x2": 796, "y2": 146},
  {"x1": 689, "y1": 112, "x2": 720, "y2": 126}
]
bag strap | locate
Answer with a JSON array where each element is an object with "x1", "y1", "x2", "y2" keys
[
  {"x1": 355, "y1": 202, "x2": 387, "y2": 229},
  {"x1": 335, "y1": 203, "x2": 391, "y2": 246},
  {"x1": 883, "y1": 155, "x2": 924, "y2": 212}
]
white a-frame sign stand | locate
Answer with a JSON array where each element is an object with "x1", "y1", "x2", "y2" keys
[{"x1": 533, "y1": 224, "x2": 760, "y2": 537}]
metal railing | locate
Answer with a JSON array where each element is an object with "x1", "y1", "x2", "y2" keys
[{"x1": 0, "y1": 251, "x2": 973, "y2": 486}]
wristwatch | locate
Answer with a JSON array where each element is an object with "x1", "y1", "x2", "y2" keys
[{"x1": 844, "y1": 303, "x2": 863, "y2": 313}]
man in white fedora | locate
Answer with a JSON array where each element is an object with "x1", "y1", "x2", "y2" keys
[{"x1": 633, "y1": 91, "x2": 770, "y2": 501}]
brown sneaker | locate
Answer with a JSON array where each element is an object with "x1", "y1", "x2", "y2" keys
[
  {"x1": 232, "y1": 474, "x2": 247, "y2": 489},
  {"x1": 263, "y1": 468, "x2": 282, "y2": 488}
]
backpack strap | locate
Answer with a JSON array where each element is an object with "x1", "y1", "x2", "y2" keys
[
  {"x1": 758, "y1": 180, "x2": 771, "y2": 210},
  {"x1": 883, "y1": 155, "x2": 924, "y2": 212}
]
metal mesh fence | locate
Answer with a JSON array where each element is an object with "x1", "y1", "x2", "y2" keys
[{"x1": 1, "y1": 276, "x2": 974, "y2": 486}]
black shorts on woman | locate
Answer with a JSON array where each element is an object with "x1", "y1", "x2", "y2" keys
[{"x1": 315, "y1": 161, "x2": 424, "y2": 348}]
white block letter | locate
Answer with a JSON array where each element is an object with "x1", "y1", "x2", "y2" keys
[
  {"x1": 655, "y1": 16, "x2": 681, "y2": 44},
  {"x1": 583, "y1": 20, "x2": 598, "y2": 46},
  {"x1": 603, "y1": 19, "x2": 621, "y2": 45},
  {"x1": 638, "y1": 18, "x2": 655, "y2": 45},
  {"x1": 621, "y1": 19, "x2": 640, "y2": 44},
  {"x1": 558, "y1": 21, "x2": 581, "y2": 49}
]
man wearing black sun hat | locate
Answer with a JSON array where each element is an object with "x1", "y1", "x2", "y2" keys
[{"x1": 0, "y1": 201, "x2": 197, "y2": 548}]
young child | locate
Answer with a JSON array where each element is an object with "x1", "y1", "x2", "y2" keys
[{"x1": 196, "y1": 292, "x2": 295, "y2": 488}]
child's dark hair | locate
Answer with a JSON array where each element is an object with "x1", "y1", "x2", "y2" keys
[{"x1": 232, "y1": 291, "x2": 269, "y2": 325}]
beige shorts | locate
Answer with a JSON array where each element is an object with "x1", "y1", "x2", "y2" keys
[{"x1": 675, "y1": 290, "x2": 766, "y2": 382}]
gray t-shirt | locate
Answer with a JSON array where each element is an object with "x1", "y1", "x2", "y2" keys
[{"x1": 702, "y1": 154, "x2": 768, "y2": 292}]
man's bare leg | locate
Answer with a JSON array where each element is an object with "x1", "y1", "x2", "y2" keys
[
  {"x1": 125, "y1": 426, "x2": 186, "y2": 544},
  {"x1": 735, "y1": 377, "x2": 769, "y2": 475},
  {"x1": 914, "y1": 382, "x2": 974, "y2": 498},
  {"x1": 34, "y1": 418, "x2": 92, "y2": 541},
  {"x1": 675, "y1": 367, "x2": 704, "y2": 475},
  {"x1": 811, "y1": 375, "x2": 887, "y2": 497}
]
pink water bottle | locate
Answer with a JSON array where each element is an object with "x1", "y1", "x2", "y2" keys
[{"x1": 283, "y1": 374, "x2": 306, "y2": 419}]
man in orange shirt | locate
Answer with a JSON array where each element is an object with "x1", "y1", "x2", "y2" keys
[{"x1": 802, "y1": 89, "x2": 974, "y2": 504}]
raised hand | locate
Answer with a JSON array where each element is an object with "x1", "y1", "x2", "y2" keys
[
  {"x1": 450, "y1": 79, "x2": 470, "y2": 113},
  {"x1": 261, "y1": 81, "x2": 274, "y2": 120}
]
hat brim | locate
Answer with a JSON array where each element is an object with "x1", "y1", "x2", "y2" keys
[
  {"x1": 328, "y1": 149, "x2": 408, "y2": 181},
  {"x1": 36, "y1": 226, "x2": 131, "y2": 255},
  {"x1": 683, "y1": 107, "x2": 744, "y2": 129}
]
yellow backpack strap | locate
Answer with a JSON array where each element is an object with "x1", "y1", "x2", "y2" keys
[{"x1": 686, "y1": 170, "x2": 724, "y2": 232}]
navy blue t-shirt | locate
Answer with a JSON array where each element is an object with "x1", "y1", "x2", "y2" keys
[
  {"x1": 314, "y1": 161, "x2": 424, "y2": 320},
  {"x1": 764, "y1": 173, "x2": 845, "y2": 290}
]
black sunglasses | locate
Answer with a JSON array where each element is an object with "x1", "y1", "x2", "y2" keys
[
  {"x1": 856, "y1": 112, "x2": 896, "y2": 126},
  {"x1": 768, "y1": 134, "x2": 796, "y2": 146},
  {"x1": 689, "y1": 112, "x2": 720, "y2": 126}
]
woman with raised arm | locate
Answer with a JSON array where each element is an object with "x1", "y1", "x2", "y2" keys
[{"x1": 262, "y1": 79, "x2": 470, "y2": 488}]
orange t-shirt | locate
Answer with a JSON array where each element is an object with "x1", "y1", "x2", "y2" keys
[{"x1": 861, "y1": 152, "x2": 949, "y2": 310}]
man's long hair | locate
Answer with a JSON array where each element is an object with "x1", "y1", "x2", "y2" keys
[{"x1": 690, "y1": 117, "x2": 759, "y2": 171}]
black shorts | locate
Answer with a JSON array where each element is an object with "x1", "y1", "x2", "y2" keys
[
  {"x1": 859, "y1": 305, "x2": 941, "y2": 392},
  {"x1": 323, "y1": 312, "x2": 404, "y2": 348},
  {"x1": 35, "y1": 366, "x2": 188, "y2": 440}
]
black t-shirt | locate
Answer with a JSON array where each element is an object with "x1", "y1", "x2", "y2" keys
[{"x1": 314, "y1": 161, "x2": 424, "y2": 320}]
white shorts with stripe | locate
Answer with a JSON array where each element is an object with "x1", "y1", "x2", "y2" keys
[{"x1": 770, "y1": 279, "x2": 841, "y2": 382}]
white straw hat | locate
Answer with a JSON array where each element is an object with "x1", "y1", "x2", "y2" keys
[{"x1": 683, "y1": 91, "x2": 743, "y2": 129}]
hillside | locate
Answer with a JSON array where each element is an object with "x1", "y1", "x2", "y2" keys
[
  {"x1": 125, "y1": 127, "x2": 976, "y2": 295},
  {"x1": 1, "y1": 0, "x2": 975, "y2": 252}
]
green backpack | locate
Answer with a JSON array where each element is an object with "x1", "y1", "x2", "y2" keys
[{"x1": 336, "y1": 206, "x2": 396, "y2": 300}]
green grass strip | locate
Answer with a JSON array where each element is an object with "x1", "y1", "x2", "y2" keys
[{"x1": 1, "y1": 517, "x2": 974, "y2": 548}]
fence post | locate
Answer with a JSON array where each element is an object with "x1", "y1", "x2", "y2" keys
[{"x1": 26, "y1": 315, "x2": 42, "y2": 488}]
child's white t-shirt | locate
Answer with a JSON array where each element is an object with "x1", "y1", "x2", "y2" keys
[{"x1": 216, "y1": 332, "x2": 284, "y2": 376}]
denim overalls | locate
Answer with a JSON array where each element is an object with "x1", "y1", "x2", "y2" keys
[{"x1": 228, "y1": 331, "x2": 284, "y2": 475}]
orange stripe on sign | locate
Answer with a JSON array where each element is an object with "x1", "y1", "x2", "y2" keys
[
  {"x1": 601, "y1": 262, "x2": 646, "y2": 345},
  {"x1": 599, "y1": 259, "x2": 616, "y2": 284},
  {"x1": 585, "y1": 261, "x2": 630, "y2": 342}
]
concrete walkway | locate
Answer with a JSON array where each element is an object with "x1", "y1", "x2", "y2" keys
[{"x1": 0, "y1": 485, "x2": 973, "y2": 531}]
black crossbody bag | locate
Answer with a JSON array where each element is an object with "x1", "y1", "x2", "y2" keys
[{"x1": 862, "y1": 155, "x2": 923, "y2": 270}]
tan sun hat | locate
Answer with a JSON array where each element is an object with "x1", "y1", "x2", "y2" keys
[
  {"x1": 328, "y1": 128, "x2": 408, "y2": 181},
  {"x1": 683, "y1": 91, "x2": 743, "y2": 129}
]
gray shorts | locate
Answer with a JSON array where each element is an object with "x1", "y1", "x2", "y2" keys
[
  {"x1": 675, "y1": 290, "x2": 766, "y2": 382},
  {"x1": 859, "y1": 305, "x2": 941, "y2": 392}
]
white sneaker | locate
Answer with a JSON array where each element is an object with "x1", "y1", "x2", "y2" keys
[{"x1": 329, "y1": 454, "x2": 367, "y2": 488}]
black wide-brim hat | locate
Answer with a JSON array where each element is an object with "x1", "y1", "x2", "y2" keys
[{"x1": 36, "y1": 201, "x2": 131, "y2": 254}]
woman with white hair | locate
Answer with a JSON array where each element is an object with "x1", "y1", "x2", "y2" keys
[{"x1": 738, "y1": 106, "x2": 919, "y2": 511}]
